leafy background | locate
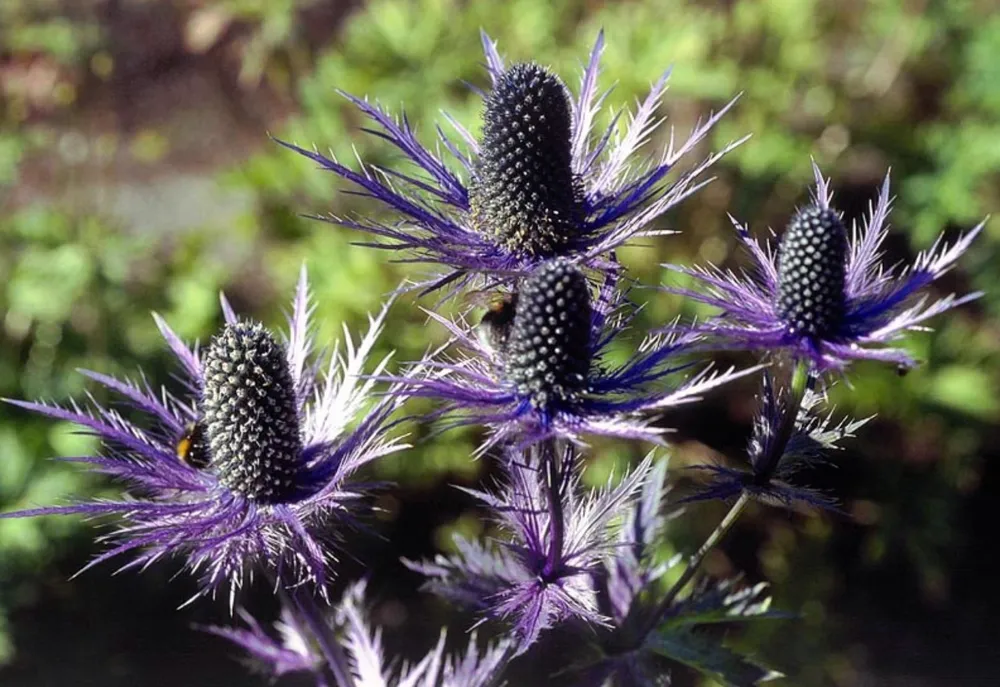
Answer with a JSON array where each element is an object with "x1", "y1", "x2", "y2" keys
[{"x1": 1, "y1": 0, "x2": 998, "y2": 685}]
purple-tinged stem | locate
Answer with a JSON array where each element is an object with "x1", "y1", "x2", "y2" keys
[
  {"x1": 287, "y1": 588, "x2": 356, "y2": 687},
  {"x1": 541, "y1": 440, "x2": 565, "y2": 578}
]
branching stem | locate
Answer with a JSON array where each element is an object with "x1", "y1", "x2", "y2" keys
[{"x1": 637, "y1": 361, "x2": 811, "y2": 641}]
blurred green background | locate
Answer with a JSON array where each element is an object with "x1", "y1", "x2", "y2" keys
[{"x1": 1, "y1": 0, "x2": 998, "y2": 685}]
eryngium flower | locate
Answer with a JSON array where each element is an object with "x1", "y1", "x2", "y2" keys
[
  {"x1": 683, "y1": 373, "x2": 869, "y2": 509},
  {"x1": 394, "y1": 259, "x2": 754, "y2": 452},
  {"x1": 211, "y1": 582, "x2": 510, "y2": 686},
  {"x1": 281, "y1": 31, "x2": 742, "y2": 294},
  {"x1": 503, "y1": 259, "x2": 592, "y2": 408},
  {"x1": 663, "y1": 165, "x2": 984, "y2": 371},
  {"x1": 470, "y1": 62, "x2": 584, "y2": 257},
  {"x1": 406, "y1": 446, "x2": 656, "y2": 654},
  {"x1": 202, "y1": 321, "x2": 304, "y2": 503},
  {"x1": 576, "y1": 461, "x2": 783, "y2": 686},
  {"x1": 1, "y1": 268, "x2": 406, "y2": 601}
]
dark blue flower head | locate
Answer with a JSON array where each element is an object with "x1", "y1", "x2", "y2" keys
[
  {"x1": 776, "y1": 205, "x2": 848, "y2": 339},
  {"x1": 281, "y1": 31, "x2": 742, "y2": 294},
  {"x1": 664, "y1": 164, "x2": 984, "y2": 372},
  {"x1": 202, "y1": 321, "x2": 305, "y2": 504},
  {"x1": 471, "y1": 62, "x2": 584, "y2": 258},
  {"x1": 502, "y1": 259, "x2": 592, "y2": 408},
  {"x1": 392, "y1": 259, "x2": 756, "y2": 453},
  {"x1": 683, "y1": 372, "x2": 869, "y2": 510},
  {"x1": 1, "y1": 268, "x2": 406, "y2": 602}
]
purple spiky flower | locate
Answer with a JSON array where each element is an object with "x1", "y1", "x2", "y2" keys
[
  {"x1": 683, "y1": 372, "x2": 868, "y2": 510},
  {"x1": 391, "y1": 259, "x2": 756, "y2": 453},
  {"x1": 280, "y1": 31, "x2": 742, "y2": 294},
  {"x1": 210, "y1": 582, "x2": 510, "y2": 686},
  {"x1": 407, "y1": 445, "x2": 656, "y2": 654},
  {"x1": 1, "y1": 268, "x2": 407, "y2": 603},
  {"x1": 664, "y1": 164, "x2": 984, "y2": 371}
]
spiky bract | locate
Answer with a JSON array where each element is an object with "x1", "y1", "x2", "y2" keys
[
  {"x1": 209, "y1": 582, "x2": 511, "y2": 686},
  {"x1": 683, "y1": 373, "x2": 869, "y2": 510},
  {"x1": 407, "y1": 447, "x2": 656, "y2": 654}
]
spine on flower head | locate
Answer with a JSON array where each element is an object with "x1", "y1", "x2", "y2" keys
[
  {"x1": 504, "y1": 259, "x2": 592, "y2": 409},
  {"x1": 471, "y1": 63, "x2": 583, "y2": 257},
  {"x1": 777, "y1": 205, "x2": 848, "y2": 338},
  {"x1": 202, "y1": 321, "x2": 303, "y2": 504}
]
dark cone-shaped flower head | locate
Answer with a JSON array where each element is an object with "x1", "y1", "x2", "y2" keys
[
  {"x1": 471, "y1": 62, "x2": 583, "y2": 257},
  {"x1": 504, "y1": 259, "x2": 592, "y2": 408},
  {"x1": 1, "y1": 269, "x2": 409, "y2": 599},
  {"x1": 665, "y1": 165, "x2": 983, "y2": 371},
  {"x1": 282, "y1": 34, "x2": 742, "y2": 293},
  {"x1": 776, "y1": 205, "x2": 848, "y2": 338},
  {"x1": 203, "y1": 321, "x2": 303, "y2": 504}
]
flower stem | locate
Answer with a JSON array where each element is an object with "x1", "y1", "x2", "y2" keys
[
  {"x1": 637, "y1": 360, "x2": 811, "y2": 641},
  {"x1": 287, "y1": 588, "x2": 356, "y2": 687},
  {"x1": 482, "y1": 642, "x2": 516, "y2": 687},
  {"x1": 542, "y1": 439, "x2": 565, "y2": 577},
  {"x1": 635, "y1": 492, "x2": 751, "y2": 640}
]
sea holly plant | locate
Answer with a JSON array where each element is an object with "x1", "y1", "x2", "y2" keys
[
  {"x1": 1, "y1": 32, "x2": 984, "y2": 687},
  {"x1": 280, "y1": 30, "x2": 744, "y2": 294},
  {"x1": 3, "y1": 268, "x2": 410, "y2": 604},
  {"x1": 662, "y1": 165, "x2": 985, "y2": 371}
]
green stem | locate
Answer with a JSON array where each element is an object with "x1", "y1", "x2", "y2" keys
[
  {"x1": 635, "y1": 492, "x2": 751, "y2": 641},
  {"x1": 636, "y1": 360, "x2": 811, "y2": 642}
]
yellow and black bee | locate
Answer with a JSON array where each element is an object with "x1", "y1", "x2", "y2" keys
[
  {"x1": 474, "y1": 291, "x2": 518, "y2": 357},
  {"x1": 175, "y1": 421, "x2": 210, "y2": 469}
]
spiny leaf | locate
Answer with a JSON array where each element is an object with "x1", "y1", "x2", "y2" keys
[{"x1": 647, "y1": 628, "x2": 783, "y2": 687}]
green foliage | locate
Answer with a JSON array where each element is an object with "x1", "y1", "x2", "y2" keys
[{"x1": 649, "y1": 627, "x2": 783, "y2": 686}]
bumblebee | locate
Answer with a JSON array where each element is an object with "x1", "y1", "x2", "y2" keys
[
  {"x1": 474, "y1": 291, "x2": 518, "y2": 356},
  {"x1": 175, "y1": 421, "x2": 211, "y2": 469}
]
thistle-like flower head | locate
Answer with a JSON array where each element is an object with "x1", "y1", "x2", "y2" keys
[
  {"x1": 281, "y1": 31, "x2": 742, "y2": 294},
  {"x1": 2, "y1": 268, "x2": 406, "y2": 602},
  {"x1": 776, "y1": 206, "x2": 848, "y2": 339},
  {"x1": 663, "y1": 164, "x2": 984, "y2": 371},
  {"x1": 392, "y1": 259, "x2": 756, "y2": 452},
  {"x1": 202, "y1": 321, "x2": 305, "y2": 503},
  {"x1": 503, "y1": 259, "x2": 592, "y2": 408}
]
